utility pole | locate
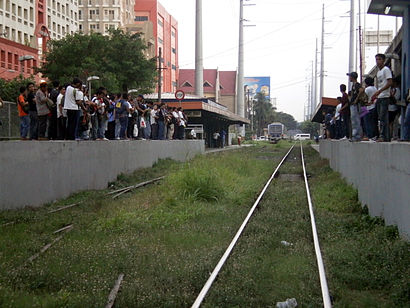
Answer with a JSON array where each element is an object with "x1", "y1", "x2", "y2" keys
[
  {"x1": 376, "y1": 15, "x2": 380, "y2": 53},
  {"x1": 358, "y1": 0, "x2": 364, "y2": 82},
  {"x1": 310, "y1": 60, "x2": 314, "y2": 120},
  {"x1": 237, "y1": 0, "x2": 245, "y2": 136},
  {"x1": 349, "y1": 0, "x2": 355, "y2": 87},
  {"x1": 195, "y1": 0, "x2": 204, "y2": 97},
  {"x1": 307, "y1": 83, "x2": 311, "y2": 121},
  {"x1": 319, "y1": 4, "x2": 325, "y2": 107},
  {"x1": 313, "y1": 39, "x2": 318, "y2": 117},
  {"x1": 158, "y1": 47, "x2": 162, "y2": 103}
]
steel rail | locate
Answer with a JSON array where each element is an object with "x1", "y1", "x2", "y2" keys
[
  {"x1": 191, "y1": 144, "x2": 296, "y2": 308},
  {"x1": 300, "y1": 142, "x2": 332, "y2": 308}
]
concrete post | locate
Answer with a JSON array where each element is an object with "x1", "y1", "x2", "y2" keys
[
  {"x1": 349, "y1": 0, "x2": 355, "y2": 87},
  {"x1": 319, "y1": 4, "x2": 325, "y2": 105},
  {"x1": 237, "y1": 0, "x2": 245, "y2": 136},
  {"x1": 195, "y1": 0, "x2": 204, "y2": 98}
]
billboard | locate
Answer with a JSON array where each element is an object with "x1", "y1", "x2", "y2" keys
[{"x1": 244, "y1": 76, "x2": 270, "y2": 100}]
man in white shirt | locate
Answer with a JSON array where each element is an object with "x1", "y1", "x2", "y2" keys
[
  {"x1": 56, "y1": 86, "x2": 66, "y2": 139},
  {"x1": 373, "y1": 53, "x2": 393, "y2": 142},
  {"x1": 64, "y1": 78, "x2": 84, "y2": 140},
  {"x1": 363, "y1": 77, "x2": 378, "y2": 140}
]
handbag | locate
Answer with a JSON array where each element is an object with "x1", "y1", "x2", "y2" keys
[
  {"x1": 46, "y1": 98, "x2": 56, "y2": 109},
  {"x1": 140, "y1": 117, "x2": 146, "y2": 128}
]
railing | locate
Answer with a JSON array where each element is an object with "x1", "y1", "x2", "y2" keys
[{"x1": 0, "y1": 101, "x2": 19, "y2": 138}]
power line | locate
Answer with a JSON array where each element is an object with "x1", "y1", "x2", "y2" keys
[{"x1": 178, "y1": 0, "x2": 340, "y2": 68}]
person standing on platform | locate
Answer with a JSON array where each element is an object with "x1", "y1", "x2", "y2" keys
[
  {"x1": 27, "y1": 82, "x2": 37, "y2": 140},
  {"x1": 339, "y1": 84, "x2": 350, "y2": 139},
  {"x1": 363, "y1": 77, "x2": 378, "y2": 140},
  {"x1": 48, "y1": 80, "x2": 59, "y2": 140},
  {"x1": 347, "y1": 72, "x2": 362, "y2": 141},
  {"x1": 35, "y1": 81, "x2": 50, "y2": 140},
  {"x1": 373, "y1": 53, "x2": 393, "y2": 142},
  {"x1": 64, "y1": 78, "x2": 83, "y2": 140},
  {"x1": 56, "y1": 86, "x2": 66, "y2": 140},
  {"x1": 17, "y1": 86, "x2": 29, "y2": 140}
]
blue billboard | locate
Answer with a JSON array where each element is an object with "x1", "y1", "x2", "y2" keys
[{"x1": 244, "y1": 76, "x2": 270, "y2": 100}]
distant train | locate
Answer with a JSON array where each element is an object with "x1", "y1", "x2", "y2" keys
[{"x1": 267, "y1": 122, "x2": 286, "y2": 143}]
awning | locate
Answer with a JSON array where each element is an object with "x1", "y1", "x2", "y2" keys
[
  {"x1": 143, "y1": 93, "x2": 250, "y2": 125},
  {"x1": 311, "y1": 97, "x2": 339, "y2": 123}
]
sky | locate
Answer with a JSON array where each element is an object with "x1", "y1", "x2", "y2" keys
[{"x1": 159, "y1": 0, "x2": 400, "y2": 122}]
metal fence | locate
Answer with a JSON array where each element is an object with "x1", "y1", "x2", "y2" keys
[{"x1": 0, "y1": 101, "x2": 20, "y2": 138}]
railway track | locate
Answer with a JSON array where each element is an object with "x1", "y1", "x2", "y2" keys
[{"x1": 192, "y1": 142, "x2": 332, "y2": 308}]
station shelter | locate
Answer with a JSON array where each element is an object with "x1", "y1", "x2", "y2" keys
[
  {"x1": 143, "y1": 93, "x2": 250, "y2": 147},
  {"x1": 311, "y1": 97, "x2": 339, "y2": 124}
]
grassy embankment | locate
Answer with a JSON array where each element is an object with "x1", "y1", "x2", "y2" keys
[{"x1": 0, "y1": 141, "x2": 408, "y2": 307}]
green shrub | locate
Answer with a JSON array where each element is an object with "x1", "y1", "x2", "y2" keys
[{"x1": 168, "y1": 165, "x2": 224, "y2": 202}]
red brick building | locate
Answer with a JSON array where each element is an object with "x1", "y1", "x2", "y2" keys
[
  {"x1": 0, "y1": 0, "x2": 78, "y2": 81},
  {"x1": 179, "y1": 69, "x2": 238, "y2": 114},
  {"x1": 134, "y1": 0, "x2": 178, "y2": 93}
]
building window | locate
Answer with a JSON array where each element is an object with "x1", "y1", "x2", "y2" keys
[
  {"x1": 134, "y1": 16, "x2": 148, "y2": 21},
  {"x1": 172, "y1": 64, "x2": 176, "y2": 70},
  {"x1": 158, "y1": 37, "x2": 163, "y2": 44},
  {"x1": 203, "y1": 81, "x2": 213, "y2": 87},
  {"x1": 181, "y1": 81, "x2": 193, "y2": 88},
  {"x1": 171, "y1": 31, "x2": 175, "y2": 37},
  {"x1": 90, "y1": 24, "x2": 99, "y2": 30},
  {"x1": 172, "y1": 48, "x2": 176, "y2": 54},
  {"x1": 158, "y1": 19, "x2": 163, "y2": 27}
]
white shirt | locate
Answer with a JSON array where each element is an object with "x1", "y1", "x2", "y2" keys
[
  {"x1": 376, "y1": 66, "x2": 392, "y2": 98},
  {"x1": 365, "y1": 86, "x2": 377, "y2": 110},
  {"x1": 56, "y1": 93, "x2": 67, "y2": 118},
  {"x1": 64, "y1": 85, "x2": 83, "y2": 110},
  {"x1": 150, "y1": 109, "x2": 157, "y2": 124},
  {"x1": 334, "y1": 103, "x2": 342, "y2": 120},
  {"x1": 178, "y1": 111, "x2": 185, "y2": 126},
  {"x1": 126, "y1": 101, "x2": 132, "y2": 117},
  {"x1": 172, "y1": 111, "x2": 179, "y2": 124}
]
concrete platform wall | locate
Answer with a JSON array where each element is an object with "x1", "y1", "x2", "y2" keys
[
  {"x1": 0, "y1": 140, "x2": 205, "y2": 210},
  {"x1": 319, "y1": 140, "x2": 410, "y2": 240}
]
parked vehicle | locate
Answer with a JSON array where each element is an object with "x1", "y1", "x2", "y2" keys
[
  {"x1": 268, "y1": 122, "x2": 286, "y2": 143},
  {"x1": 294, "y1": 133, "x2": 311, "y2": 140}
]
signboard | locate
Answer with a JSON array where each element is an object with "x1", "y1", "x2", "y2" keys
[
  {"x1": 175, "y1": 90, "x2": 185, "y2": 100},
  {"x1": 244, "y1": 76, "x2": 270, "y2": 100}
]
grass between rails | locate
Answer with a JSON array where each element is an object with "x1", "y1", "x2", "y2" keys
[
  {"x1": 0, "y1": 142, "x2": 288, "y2": 307},
  {"x1": 0, "y1": 141, "x2": 408, "y2": 307}
]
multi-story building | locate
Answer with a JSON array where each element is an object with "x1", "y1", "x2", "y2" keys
[
  {"x1": 0, "y1": 0, "x2": 79, "y2": 80},
  {"x1": 134, "y1": 0, "x2": 178, "y2": 93},
  {"x1": 78, "y1": 0, "x2": 135, "y2": 35}
]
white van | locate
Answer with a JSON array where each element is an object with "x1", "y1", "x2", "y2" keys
[{"x1": 294, "y1": 133, "x2": 310, "y2": 140}]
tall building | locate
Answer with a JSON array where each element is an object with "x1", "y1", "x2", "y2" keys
[
  {"x1": 78, "y1": 0, "x2": 135, "y2": 35},
  {"x1": 134, "y1": 0, "x2": 178, "y2": 93},
  {"x1": 0, "y1": 0, "x2": 79, "y2": 80}
]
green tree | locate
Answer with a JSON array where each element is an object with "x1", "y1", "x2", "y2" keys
[
  {"x1": 299, "y1": 121, "x2": 320, "y2": 136},
  {"x1": 0, "y1": 76, "x2": 35, "y2": 101},
  {"x1": 272, "y1": 111, "x2": 298, "y2": 130},
  {"x1": 253, "y1": 92, "x2": 272, "y2": 136},
  {"x1": 39, "y1": 30, "x2": 156, "y2": 93}
]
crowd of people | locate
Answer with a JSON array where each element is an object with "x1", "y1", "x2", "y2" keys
[
  {"x1": 14, "y1": 78, "x2": 188, "y2": 141},
  {"x1": 323, "y1": 53, "x2": 410, "y2": 142}
]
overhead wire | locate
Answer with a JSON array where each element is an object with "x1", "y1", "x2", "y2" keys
[{"x1": 178, "y1": 0, "x2": 340, "y2": 68}]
